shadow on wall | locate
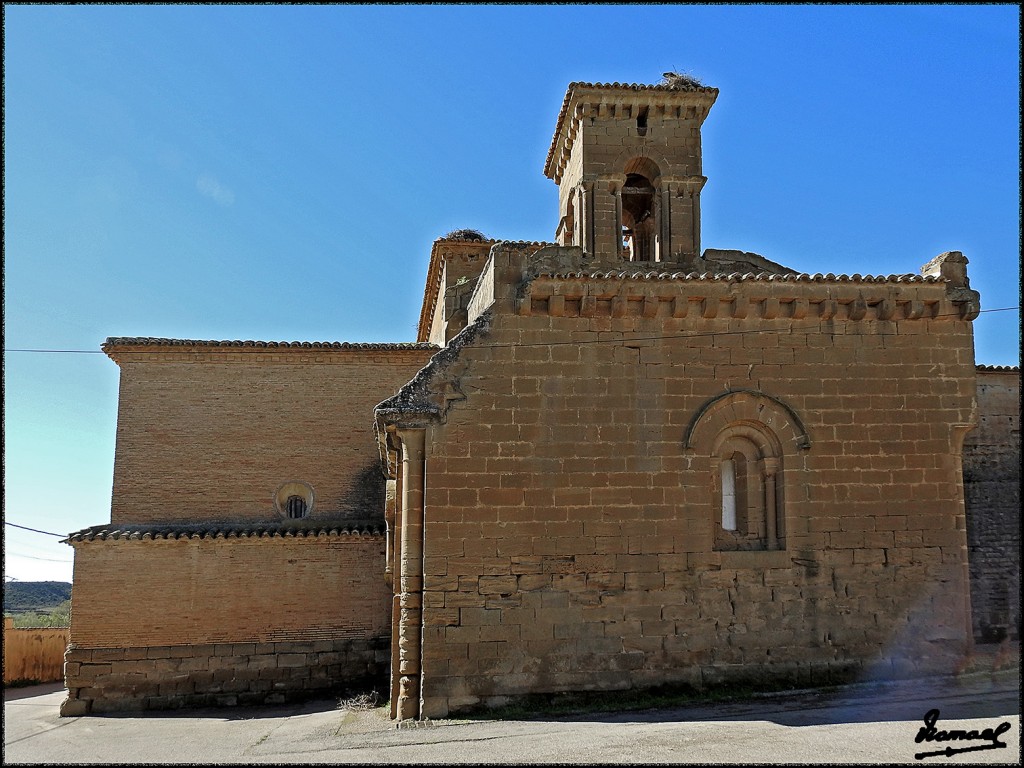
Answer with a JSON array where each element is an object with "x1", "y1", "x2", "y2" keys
[{"x1": 338, "y1": 462, "x2": 388, "y2": 520}]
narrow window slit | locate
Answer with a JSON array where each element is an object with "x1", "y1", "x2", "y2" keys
[{"x1": 636, "y1": 105, "x2": 649, "y2": 137}]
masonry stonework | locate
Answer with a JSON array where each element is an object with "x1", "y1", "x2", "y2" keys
[
  {"x1": 964, "y1": 366, "x2": 1021, "y2": 643},
  {"x1": 63, "y1": 637, "x2": 387, "y2": 715},
  {"x1": 61, "y1": 530, "x2": 390, "y2": 715},
  {"x1": 64, "y1": 75, "x2": 1015, "y2": 719},
  {"x1": 377, "y1": 243, "x2": 981, "y2": 719}
]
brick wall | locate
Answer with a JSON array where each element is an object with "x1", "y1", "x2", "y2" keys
[
  {"x1": 391, "y1": 244, "x2": 979, "y2": 718},
  {"x1": 63, "y1": 533, "x2": 389, "y2": 713},
  {"x1": 69, "y1": 535, "x2": 389, "y2": 647},
  {"x1": 964, "y1": 367, "x2": 1021, "y2": 642},
  {"x1": 105, "y1": 347, "x2": 432, "y2": 525}
]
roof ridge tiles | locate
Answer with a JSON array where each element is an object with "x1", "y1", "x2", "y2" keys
[
  {"x1": 567, "y1": 80, "x2": 718, "y2": 92},
  {"x1": 535, "y1": 271, "x2": 940, "y2": 284},
  {"x1": 102, "y1": 337, "x2": 438, "y2": 350},
  {"x1": 63, "y1": 520, "x2": 385, "y2": 542}
]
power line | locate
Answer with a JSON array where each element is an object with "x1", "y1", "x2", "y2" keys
[
  {"x1": 5, "y1": 522, "x2": 66, "y2": 537},
  {"x1": 3, "y1": 349, "x2": 104, "y2": 354},
  {"x1": 5, "y1": 551, "x2": 73, "y2": 563},
  {"x1": 2, "y1": 306, "x2": 1020, "y2": 355}
]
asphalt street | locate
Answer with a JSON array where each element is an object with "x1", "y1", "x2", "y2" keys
[{"x1": 4, "y1": 670, "x2": 1020, "y2": 765}]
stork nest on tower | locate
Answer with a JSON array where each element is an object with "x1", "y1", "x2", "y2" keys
[
  {"x1": 661, "y1": 71, "x2": 704, "y2": 90},
  {"x1": 444, "y1": 228, "x2": 487, "y2": 241}
]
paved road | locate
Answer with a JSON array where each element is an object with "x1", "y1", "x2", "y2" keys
[{"x1": 4, "y1": 673, "x2": 1020, "y2": 764}]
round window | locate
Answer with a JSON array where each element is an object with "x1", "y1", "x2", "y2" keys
[{"x1": 274, "y1": 481, "x2": 314, "y2": 519}]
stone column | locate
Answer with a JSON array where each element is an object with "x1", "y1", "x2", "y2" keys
[
  {"x1": 388, "y1": 460, "x2": 404, "y2": 720},
  {"x1": 763, "y1": 458, "x2": 779, "y2": 551},
  {"x1": 613, "y1": 183, "x2": 624, "y2": 261},
  {"x1": 659, "y1": 180, "x2": 672, "y2": 262},
  {"x1": 575, "y1": 185, "x2": 584, "y2": 248},
  {"x1": 582, "y1": 181, "x2": 595, "y2": 257},
  {"x1": 667, "y1": 175, "x2": 707, "y2": 261},
  {"x1": 396, "y1": 427, "x2": 426, "y2": 721},
  {"x1": 384, "y1": 479, "x2": 396, "y2": 587}
]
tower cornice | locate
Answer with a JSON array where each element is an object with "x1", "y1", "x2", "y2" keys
[{"x1": 544, "y1": 81, "x2": 719, "y2": 184}]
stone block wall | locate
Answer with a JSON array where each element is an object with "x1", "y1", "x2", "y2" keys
[
  {"x1": 63, "y1": 532, "x2": 389, "y2": 714},
  {"x1": 62, "y1": 637, "x2": 388, "y2": 715},
  {"x1": 103, "y1": 344, "x2": 433, "y2": 525},
  {"x1": 388, "y1": 244, "x2": 980, "y2": 718},
  {"x1": 964, "y1": 366, "x2": 1021, "y2": 642},
  {"x1": 420, "y1": 238, "x2": 498, "y2": 346}
]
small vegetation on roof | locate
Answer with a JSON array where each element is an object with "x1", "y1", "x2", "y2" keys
[
  {"x1": 661, "y1": 71, "x2": 704, "y2": 89},
  {"x1": 444, "y1": 228, "x2": 487, "y2": 241}
]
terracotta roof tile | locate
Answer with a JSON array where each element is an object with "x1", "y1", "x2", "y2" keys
[
  {"x1": 103, "y1": 338, "x2": 437, "y2": 351},
  {"x1": 537, "y1": 271, "x2": 946, "y2": 284},
  {"x1": 416, "y1": 240, "x2": 555, "y2": 342},
  {"x1": 976, "y1": 364, "x2": 1020, "y2": 372},
  {"x1": 64, "y1": 521, "x2": 384, "y2": 543}
]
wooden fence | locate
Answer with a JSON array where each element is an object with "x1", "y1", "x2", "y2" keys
[{"x1": 3, "y1": 617, "x2": 70, "y2": 684}]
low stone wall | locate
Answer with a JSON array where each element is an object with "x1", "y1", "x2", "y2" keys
[
  {"x1": 60, "y1": 636, "x2": 388, "y2": 715},
  {"x1": 3, "y1": 618, "x2": 70, "y2": 684}
]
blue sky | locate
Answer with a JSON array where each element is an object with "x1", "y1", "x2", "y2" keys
[{"x1": 3, "y1": 5, "x2": 1020, "y2": 583}]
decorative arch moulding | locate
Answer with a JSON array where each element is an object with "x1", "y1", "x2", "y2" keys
[{"x1": 683, "y1": 389, "x2": 812, "y2": 453}]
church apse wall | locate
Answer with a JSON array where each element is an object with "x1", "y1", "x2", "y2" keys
[{"x1": 379, "y1": 243, "x2": 981, "y2": 719}]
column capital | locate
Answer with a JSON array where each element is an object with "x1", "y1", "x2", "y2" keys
[
  {"x1": 661, "y1": 175, "x2": 708, "y2": 192},
  {"x1": 397, "y1": 427, "x2": 426, "y2": 456},
  {"x1": 597, "y1": 172, "x2": 628, "y2": 193}
]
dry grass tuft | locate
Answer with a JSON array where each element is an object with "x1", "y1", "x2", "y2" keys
[{"x1": 338, "y1": 690, "x2": 382, "y2": 711}]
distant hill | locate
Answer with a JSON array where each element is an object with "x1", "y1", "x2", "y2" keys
[{"x1": 3, "y1": 581, "x2": 73, "y2": 614}]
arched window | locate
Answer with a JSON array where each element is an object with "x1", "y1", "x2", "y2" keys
[
  {"x1": 711, "y1": 425, "x2": 782, "y2": 552},
  {"x1": 622, "y1": 173, "x2": 656, "y2": 262},
  {"x1": 618, "y1": 156, "x2": 663, "y2": 263},
  {"x1": 684, "y1": 390, "x2": 809, "y2": 556},
  {"x1": 721, "y1": 457, "x2": 737, "y2": 531}
]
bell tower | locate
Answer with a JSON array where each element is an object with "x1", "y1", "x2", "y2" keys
[{"x1": 544, "y1": 75, "x2": 718, "y2": 267}]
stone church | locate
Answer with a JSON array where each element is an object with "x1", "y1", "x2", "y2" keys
[{"x1": 61, "y1": 76, "x2": 1019, "y2": 718}]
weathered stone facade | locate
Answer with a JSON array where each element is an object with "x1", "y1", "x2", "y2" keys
[
  {"x1": 63, "y1": 76, "x2": 1015, "y2": 718},
  {"x1": 376, "y1": 242, "x2": 982, "y2": 719},
  {"x1": 964, "y1": 366, "x2": 1021, "y2": 643},
  {"x1": 62, "y1": 637, "x2": 388, "y2": 715}
]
